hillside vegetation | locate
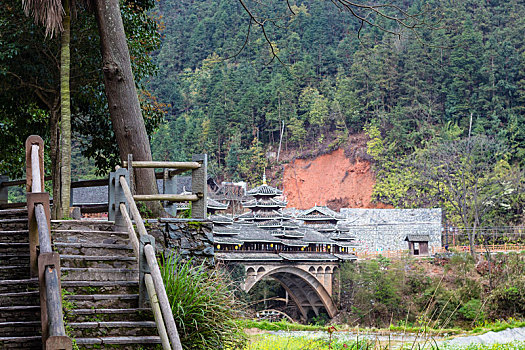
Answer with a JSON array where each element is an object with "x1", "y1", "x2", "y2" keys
[{"x1": 148, "y1": 0, "x2": 524, "y2": 226}]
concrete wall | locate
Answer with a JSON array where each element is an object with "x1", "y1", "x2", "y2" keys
[{"x1": 340, "y1": 208, "x2": 442, "y2": 253}]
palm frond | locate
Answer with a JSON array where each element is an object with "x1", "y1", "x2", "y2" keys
[{"x1": 22, "y1": 0, "x2": 64, "y2": 37}]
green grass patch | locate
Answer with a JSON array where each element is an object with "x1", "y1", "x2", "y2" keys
[
  {"x1": 239, "y1": 319, "x2": 337, "y2": 332},
  {"x1": 470, "y1": 319, "x2": 525, "y2": 335},
  {"x1": 245, "y1": 335, "x2": 525, "y2": 350},
  {"x1": 389, "y1": 324, "x2": 463, "y2": 335},
  {"x1": 244, "y1": 334, "x2": 376, "y2": 350}
]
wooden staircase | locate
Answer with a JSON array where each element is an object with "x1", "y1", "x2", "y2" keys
[
  {"x1": 52, "y1": 219, "x2": 161, "y2": 349},
  {"x1": 0, "y1": 208, "x2": 42, "y2": 349}
]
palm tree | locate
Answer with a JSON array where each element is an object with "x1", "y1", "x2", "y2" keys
[{"x1": 22, "y1": 0, "x2": 72, "y2": 219}]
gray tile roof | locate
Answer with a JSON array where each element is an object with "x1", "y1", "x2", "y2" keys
[
  {"x1": 243, "y1": 198, "x2": 287, "y2": 208},
  {"x1": 297, "y1": 206, "x2": 344, "y2": 221},
  {"x1": 280, "y1": 239, "x2": 308, "y2": 247},
  {"x1": 214, "y1": 236, "x2": 243, "y2": 245},
  {"x1": 237, "y1": 225, "x2": 282, "y2": 243},
  {"x1": 209, "y1": 214, "x2": 233, "y2": 224},
  {"x1": 246, "y1": 183, "x2": 283, "y2": 196},
  {"x1": 212, "y1": 225, "x2": 240, "y2": 235},
  {"x1": 405, "y1": 234, "x2": 430, "y2": 242},
  {"x1": 208, "y1": 198, "x2": 228, "y2": 210}
]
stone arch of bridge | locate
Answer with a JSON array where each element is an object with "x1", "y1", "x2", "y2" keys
[{"x1": 244, "y1": 266, "x2": 337, "y2": 319}]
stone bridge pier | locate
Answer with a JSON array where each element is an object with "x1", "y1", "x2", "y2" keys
[{"x1": 242, "y1": 262, "x2": 339, "y2": 320}]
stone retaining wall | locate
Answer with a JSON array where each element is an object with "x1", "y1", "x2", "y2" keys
[
  {"x1": 340, "y1": 208, "x2": 442, "y2": 253},
  {"x1": 145, "y1": 218, "x2": 214, "y2": 266}
]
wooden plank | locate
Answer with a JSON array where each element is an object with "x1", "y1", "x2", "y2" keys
[
  {"x1": 133, "y1": 194, "x2": 199, "y2": 202},
  {"x1": 122, "y1": 161, "x2": 200, "y2": 170}
]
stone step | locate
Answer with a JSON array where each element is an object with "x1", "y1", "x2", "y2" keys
[
  {"x1": 51, "y1": 220, "x2": 116, "y2": 232},
  {"x1": 75, "y1": 336, "x2": 161, "y2": 347},
  {"x1": 0, "y1": 243, "x2": 29, "y2": 255},
  {"x1": 60, "y1": 255, "x2": 136, "y2": 269},
  {"x1": 65, "y1": 294, "x2": 139, "y2": 310},
  {"x1": 0, "y1": 306, "x2": 40, "y2": 322},
  {"x1": 67, "y1": 308, "x2": 153, "y2": 322},
  {"x1": 0, "y1": 219, "x2": 28, "y2": 231},
  {"x1": 68, "y1": 321, "x2": 157, "y2": 338},
  {"x1": 0, "y1": 278, "x2": 38, "y2": 294},
  {"x1": 0, "y1": 266, "x2": 30, "y2": 280},
  {"x1": 0, "y1": 209, "x2": 28, "y2": 218},
  {"x1": 0, "y1": 321, "x2": 41, "y2": 337},
  {"x1": 0, "y1": 291, "x2": 39, "y2": 307},
  {"x1": 0, "y1": 254, "x2": 29, "y2": 266},
  {"x1": 52, "y1": 229, "x2": 130, "y2": 245},
  {"x1": 62, "y1": 267, "x2": 138, "y2": 282},
  {"x1": 0, "y1": 335, "x2": 42, "y2": 349},
  {"x1": 62, "y1": 280, "x2": 138, "y2": 295},
  {"x1": 54, "y1": 242, "x2": 134, "y2": 257},
  {"x1": 0, "y1": 230, "x2": 29, "y2": 244}
]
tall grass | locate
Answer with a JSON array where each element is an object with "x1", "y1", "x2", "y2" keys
[
  {"x1": 159, "y1": 253, "x2": 247, "y2": 349},
  {"x1": 246, "y1": 335, "x2": 525, "y2": 350}
]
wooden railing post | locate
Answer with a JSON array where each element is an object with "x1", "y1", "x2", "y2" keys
[
  {"x1": 191, "y1": 154, "x2": 207, "y2": 219},
  {"x1": 139, "y1": 234, "x2": 155, "y2": 308},
  {"x1": 27, "y1": 193, "x2": 51, "y2": 277},
  {"x1": 0, "y1": 175, "x2": 8, "y2": 204},
  {"x1": 108, "y1": 168, "x2": 130, "y2": 229},
  {"x1": 25, "y1": 135, "x2": 45, "y2": 193},
  {"x1": 164, "y1": 172, "x2": 178, "y2": 217}
]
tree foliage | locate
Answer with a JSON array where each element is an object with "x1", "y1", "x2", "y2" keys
[{"x1": 148, "y1": 0, "x2": 525, "y2": 193}]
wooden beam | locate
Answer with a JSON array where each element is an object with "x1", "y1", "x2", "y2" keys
[
  {"x1": 133, "y1": 194, "x2": 199, "y2": 202},
  {"x1": 122, "y1": 161, "x2": 201, "y2": 170}
]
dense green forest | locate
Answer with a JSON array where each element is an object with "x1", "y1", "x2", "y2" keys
[{"x1": 148, "y1": 0, "x2": 524, "y2": 226}]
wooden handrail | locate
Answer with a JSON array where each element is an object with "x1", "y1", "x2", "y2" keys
[
  {"x1": 0, "y1": 171, "x2": 179, "y2": 189},
  {"x1": 145, "y1": 273, "x2": 171, "y2": 350},
  {"x1": 26, "y1": 137, "x2": 72, "y2": 349},
  {"x1": 117, "y1": 172, "x2": 182, "y2": 350},
  {"x1": 122, "y1": 160, "x2": 201, "y2": 169},
  {"x1": 133, "y1": 194, "x2": 199, "y2": 202}
]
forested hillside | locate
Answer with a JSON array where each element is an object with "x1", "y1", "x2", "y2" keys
[{"x1": 148, "y1": 0, "x2": 525, "y2": 225}]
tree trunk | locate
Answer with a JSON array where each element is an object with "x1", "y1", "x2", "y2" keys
[
  {"x1": 93, "y1": 0, "x2": 162, "y2": 216},
  {"x1": 59, "y1": 0, "x2": 71, "y2": 219},
  {"x1": 50, "y1": 108, "x2": 61, "y2": 220},
  {"x1": 469, "y1": 222, "x2": 477, "y2": 259}
]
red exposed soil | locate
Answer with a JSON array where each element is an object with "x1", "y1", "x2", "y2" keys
[{"x1": 282, "y1": 148, "x2": 390, "y2": 210}]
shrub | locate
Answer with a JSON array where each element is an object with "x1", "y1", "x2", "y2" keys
[
  {"x1": 489, "y1": 277, "x2": 525, "y2": 318},
  {"x1": 459, "y1": 299, "x2": 484, "y2": 322},
  {"x1": 159, "y1": 253, "x2": 246, "y2": 349}
]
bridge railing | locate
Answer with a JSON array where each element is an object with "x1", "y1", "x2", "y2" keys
[{"x1": 25, "y1": 135, "x2": 72, "y2": 350}]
